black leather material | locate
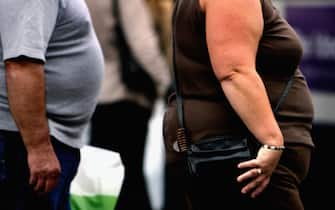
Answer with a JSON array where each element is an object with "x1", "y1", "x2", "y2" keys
[{"x1": 186, "y1": 136, "x2": 252, "y2": 176}]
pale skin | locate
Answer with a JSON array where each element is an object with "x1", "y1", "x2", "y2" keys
[
  {"x1": 200, "y1": 0, "x2": 284, "y2": 198},
  {"x1": 5, "y1": 58, "x2": 61, "y2": 194}
]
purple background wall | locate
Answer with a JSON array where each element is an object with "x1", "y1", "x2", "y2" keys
[
  {"x1": 285, "y1": 4, "x2": 335, "y2": 210},
  {"x1": 287, "y1": 6, "x2": 335, "y2": 93}
]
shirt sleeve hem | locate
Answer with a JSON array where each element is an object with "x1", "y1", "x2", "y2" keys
[{"x1": 3, "y1": 47, "x2": 46, "y2": 63}]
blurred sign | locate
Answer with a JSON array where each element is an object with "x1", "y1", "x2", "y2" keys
[{"x1": 286, "y1": 5, "x2": 335, "y2": 92}]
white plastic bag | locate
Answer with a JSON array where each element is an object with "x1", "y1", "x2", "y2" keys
[
  {"x1": 143, "y1": 100, "x2": 166, "y2": 210},
  {"x1": 70, "y1": 146, "x2": 124, "y2": 210}
]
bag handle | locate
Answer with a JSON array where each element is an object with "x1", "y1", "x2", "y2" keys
[{"x1": 171, "y1": 1, "x2": 294, "y2": 153}]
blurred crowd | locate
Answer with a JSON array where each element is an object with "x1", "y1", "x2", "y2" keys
[{"x1": 84, "y1": 0, "x2": 173, "y2": 209}]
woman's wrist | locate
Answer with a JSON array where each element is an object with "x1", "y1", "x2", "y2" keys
[
  {"x1": 261, "y1": 144, "x2": 285, "y2": 151},
  {"x1": 259, "y1": 131, "x2": 284, "y2": 149}
]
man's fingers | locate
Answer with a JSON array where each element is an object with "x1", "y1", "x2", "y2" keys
[
  {"x1": 29, "y1": 174, "x2": 37, "y2": 186},
  {"x1": 34, "y1": 176, "x2": 46, "y2": 192},
  {"x1": 45, "y1": 170, "x2": 60, "y2": 193},
  {"x1": 32, "y1": 174, "x2": 59, "y2": 194},
  {"x1": 30, "y1": 170, "x2": 60, "y2": 193},
  {"x1": 44, "y1": 177, "x2": 58, "y2": 193}
]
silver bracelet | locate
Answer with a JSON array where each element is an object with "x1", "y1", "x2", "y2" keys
[{"x1": 262, "y1": 144, "x2": 285, "y2": 151}]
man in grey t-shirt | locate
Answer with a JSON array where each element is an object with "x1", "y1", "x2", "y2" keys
[{"x1": 0, "y1": 0, "x2": 103, "y2": 209}]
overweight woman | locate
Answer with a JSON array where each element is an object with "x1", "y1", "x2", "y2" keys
[{"x1": 163, "y1": 0, "x2": 314, "y2": 209}]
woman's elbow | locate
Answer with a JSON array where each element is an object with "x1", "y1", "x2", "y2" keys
[{"x1": 214, "y1": 65, "x2": 250, "y2": 83}]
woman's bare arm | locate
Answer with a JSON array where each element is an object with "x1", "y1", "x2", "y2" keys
[
  {"x1": 201, "y1": 0, "x2": 283, "y2": 147},
  {"x1": 200, "y1": 0, "x2": 284, "y2": 198}
]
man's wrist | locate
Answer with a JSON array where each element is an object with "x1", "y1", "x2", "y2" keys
[{"x1": 21, "y1": 129, "x2": 52, "y2": 152}]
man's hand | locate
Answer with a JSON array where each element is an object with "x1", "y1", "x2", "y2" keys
[{"x1": 27, "y1": 141, "x2": 61, "y2": 193}]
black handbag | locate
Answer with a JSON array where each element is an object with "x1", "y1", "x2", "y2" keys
[
  {"x1": 185, "y1": 135, "x2": 252, "y2": 176},
  {"x1": 112, "y1": 0, "x2": 157, "y2": 102},
  {"x1": 171, "y1": 3, "x2": 294, "y2": 177}
]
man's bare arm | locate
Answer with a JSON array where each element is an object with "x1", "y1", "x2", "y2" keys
[{"x1": 5, "y1": 57, "x2": 61, "y2": 193}]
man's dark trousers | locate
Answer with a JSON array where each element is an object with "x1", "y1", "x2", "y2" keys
[{"x1": 0, "y1": 131, "x2": 80, "y2": 210}]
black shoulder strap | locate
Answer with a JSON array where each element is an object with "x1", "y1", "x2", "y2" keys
[
  {"x1": 273, "y1": 74, "x2": 294, "y2": 114},
  {"x1": 172, "y1": 0, "x2": 188, "y2": 152}
]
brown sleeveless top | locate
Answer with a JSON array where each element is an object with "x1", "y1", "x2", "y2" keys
[{"x1": 164, "y1": 0, "x2": 314, "y2": 158}]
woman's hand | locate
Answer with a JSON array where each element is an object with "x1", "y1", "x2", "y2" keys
[{"x1": 236, "y1": 146, "x2": 283, "y2": 198}]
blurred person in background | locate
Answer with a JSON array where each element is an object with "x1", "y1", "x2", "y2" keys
[
  {"x1": 146, "y1": 0, "x2": 175, "y2": 102},
  {"x1": 146, "y1": 0, "x2": 173, "y2": 61},
  {"x1": 85, "y1": 0, "x2": 171, "y2": 209},
  {"x1": 0, "y1": 0, "x2": 104, "y2": 209}
]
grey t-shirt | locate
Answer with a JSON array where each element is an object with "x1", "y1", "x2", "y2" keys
[{"x1": 0, "y1": 0, "x2": 104, "y2": 148}]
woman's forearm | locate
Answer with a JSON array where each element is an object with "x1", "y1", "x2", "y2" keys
[{"x1": 220, "y1": 69, "x2": 284, "y2": 146}]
